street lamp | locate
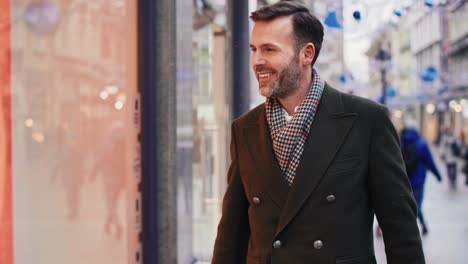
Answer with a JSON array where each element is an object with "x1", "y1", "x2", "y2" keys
[{"x1": 375, "y1": 48, "x2": 391, "y2": 105}]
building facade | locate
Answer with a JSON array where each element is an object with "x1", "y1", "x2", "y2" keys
[
  {"x1": 447, "y1": 0, "x2": 468, "y2": 139},
  {"x1": 366, "y1": 1, "x2": 460, "y2": 142}
]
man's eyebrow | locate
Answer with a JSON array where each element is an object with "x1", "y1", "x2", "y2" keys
[{"x1": 249, "y1": 43, "x2": 280, "y2": 49}]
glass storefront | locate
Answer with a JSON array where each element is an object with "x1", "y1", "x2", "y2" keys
[
  {"x1": 191, "y1": 21, "x2": 231, "y2": 262},
  {"x1": 1, "y1": 1, "x2": 141, "y2": 263}
]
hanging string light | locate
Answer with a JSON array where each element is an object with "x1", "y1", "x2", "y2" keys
[
  {"x1": 24, "y1": 1, "x2": 60, "y2": 35},
  {"x1": 393, "y1": 8, "x2": 403, "y2": 17},
  {"x1": 352, "y1": 10, "x2": 362, "y2": 21},
  {"x1": 324, "y1": 10, "x2": 343, "y2": 29},
  {"x1": 424, "y1": 0, "x2": 434, "y2": 8},
  {"x1": 420, "y1": 66, "x2": 438, "y2": 82}
]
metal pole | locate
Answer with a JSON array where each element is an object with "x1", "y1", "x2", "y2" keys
[
  {"x1": 229, "y1": 0, "x2": 251, "y2": 118},
  {"x1": 381, "y1": 66, "x2": 387, "y2": 105},
  {"x1": 377, "y1": 48, "x2": 389, "y2": 105},
  {"x1": 140, "y1": 0, "x2": 177, "y2": 263}
]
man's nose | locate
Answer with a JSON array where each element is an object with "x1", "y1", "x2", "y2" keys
[{"x1": 252, "y1": 53, "x2": 265, "y2": 68}]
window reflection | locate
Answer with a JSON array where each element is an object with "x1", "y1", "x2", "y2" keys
[{"x1": 7, "y1": 1, "x2": 140, "y2": 263}]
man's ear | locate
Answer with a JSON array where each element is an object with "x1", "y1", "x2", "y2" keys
[{"x1": 301, "y1": 43, "x2": 315, "y2": 66}]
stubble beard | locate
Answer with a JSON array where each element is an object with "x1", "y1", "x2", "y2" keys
[{"x1": 259, "y1": 56, "x2": 302, "y2": 99}]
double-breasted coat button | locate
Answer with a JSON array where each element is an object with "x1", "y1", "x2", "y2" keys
[
  {"x1": 273, "y1": 240, "x2": 282, "y2": 249},
  {"x1": 313, "y1": 240, "x2": 323, "y2": 249},
  {"x1": 252, "y1": 197, "x2": 261, "y2": 205},
  {"x1": 326, "y1": 195, "x2": 336, "y2": 203}
]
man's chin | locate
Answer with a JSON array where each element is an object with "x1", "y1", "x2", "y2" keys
[{"x1": 259, "y1": 87, "x2": 274, "y2": 98}]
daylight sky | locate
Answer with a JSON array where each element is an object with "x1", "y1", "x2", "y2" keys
[
  {"x1": 343, "y1": 0, "x2": 403, "y2": 82},
  {"x1": 343, "y1": 0, "x2": 436, "y2": 83}
]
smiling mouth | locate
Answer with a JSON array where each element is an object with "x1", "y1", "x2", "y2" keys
[{"x1": 258, "y1": 72, "x2": 275, "y2": 79}]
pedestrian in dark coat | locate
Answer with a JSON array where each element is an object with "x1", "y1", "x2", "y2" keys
[{"x1": 401, "y1": 127, "x2": 442, "y2": 235}]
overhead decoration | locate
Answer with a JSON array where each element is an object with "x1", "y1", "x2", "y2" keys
[
  {"x1": 385, "y1": 87, "x2": 397, "y2": 98},
  {"x1": 339, "y1": 74, "x2": 347, "y2": 84},
  {"x1": 347, "y1": 1, "x2": 369, "y2": 24},
  {"x1": 420, "y1": 66, "x2": 438, "y2": 82},
  {"x1": 24, "y1": 1, "x2": 60, "y2": 35},
  {"x1": 346, "y1": 0, "x2": 448, "y2": 42},
  {"x1": 424, "y1": 0, "x2": 434, "y2": 7},
  {"x1": 376, "y1": 96, "x2": 385, "y2": 104},
  {"x1": 393, "y1": 9, "x2": 402, "y2": 17},
  {"x1": 324, "y1": 10, "x2": 343, "y2": 29},
  {"x1": 352, "y1": 10, "x2": 361, "y2": 21}
]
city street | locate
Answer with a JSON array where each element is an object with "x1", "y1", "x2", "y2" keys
[
  {"x1": 2, "y1": 0, "x2": 467, "y2": 263},
  {"x1": 374, "y1": 145, "x2": 468, "y2": 264}
]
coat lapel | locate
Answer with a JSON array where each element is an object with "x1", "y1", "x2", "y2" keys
[
  {"x1": 244, "y1": 108, "x2": 289, "y2": 210},
  {"x1": 275, "y1": 85, "x2": 358, "y2": 236}
]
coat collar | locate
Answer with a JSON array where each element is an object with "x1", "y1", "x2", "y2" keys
[
  {"x1": 242, "y1": 84, "x2": 358, "y2": 234},
  {"x1": 275, "y1": 84, "x2": 357, "y2": 236}
]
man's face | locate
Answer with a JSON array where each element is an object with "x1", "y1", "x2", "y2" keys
[{"x1": 250, "y1": 16, "x2": 302, "y2": 98}]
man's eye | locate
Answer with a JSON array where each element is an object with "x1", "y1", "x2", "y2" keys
[{"x1": 263, "y1": 47, "x2": 277, "y2": 53}]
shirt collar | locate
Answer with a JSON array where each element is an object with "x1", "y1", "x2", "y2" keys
[{"x1": 282, "y1": 106, "x2": 299, "y2": 122}]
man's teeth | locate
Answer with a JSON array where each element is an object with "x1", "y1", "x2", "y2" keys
[{"x1": 259, "y1": 73, "x2": 272, "y2": 78}]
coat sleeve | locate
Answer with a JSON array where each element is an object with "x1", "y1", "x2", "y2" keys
[
  {"x1": 368, "y1": 107, "x2": 425, "y2": 264},
  {"x1": 212, "y1": 122, "x2": 250, "y2": 264}
]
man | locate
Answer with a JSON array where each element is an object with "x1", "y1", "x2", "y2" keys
[{"x1": 212, "y1": 1, "x2": 425, "y2": 264}]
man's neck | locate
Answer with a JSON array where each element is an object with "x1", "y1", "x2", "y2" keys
[{"x1": 277, "y1": 70, "x2": 312, "y2": 115}]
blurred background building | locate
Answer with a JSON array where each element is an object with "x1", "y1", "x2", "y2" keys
[{"x1": 367, "y1": 0, "x2": 468, "y2": 144}]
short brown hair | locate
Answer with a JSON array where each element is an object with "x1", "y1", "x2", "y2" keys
[{"x1": 250, "y1": 0, "x2": 324, "y2": 66}]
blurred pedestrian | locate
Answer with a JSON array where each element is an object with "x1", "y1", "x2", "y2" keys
[
  {"x1": 462, "y1": 145, "x2": 468, "y2": 186},
  {"x1": 89, "y1": 120, "x2": 126, "y2": 240},
  {"x1": 51, "y1": 104, "x2": 86, "y2": 220},
  {"x1": 459, "y1": 130, "x2": 465, "y2": 145},
  {"x1": 441, "y1": 128, "x2": 460, "y2": 189},
  {"x1": 401, "y1": 126, "x2": 442, "y2": 235}
]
